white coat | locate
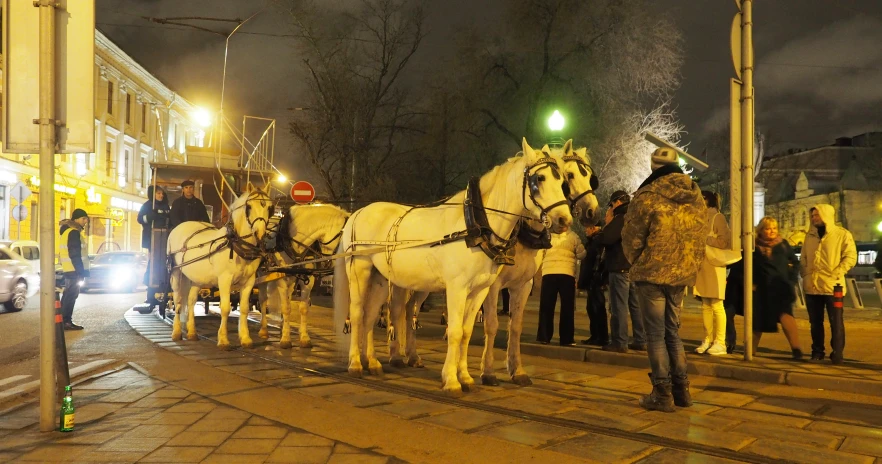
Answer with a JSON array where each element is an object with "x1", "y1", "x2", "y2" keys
[
  {"x1": 800, "y1": 204, "x2": 857, "y2": 295},
  {"x1": 541, "y1": 229, "x2": 587, "y2": 277},
  {"x1": 694, "y1": 208, "x2": 731, "y2": 299}
]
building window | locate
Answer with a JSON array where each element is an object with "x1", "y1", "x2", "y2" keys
[
  {"x1": 107, "y1": 81, "x2": 114, "y2": 114},
  {"x1": 105, "y1": 141, "x2": 114, "y2": 177},
  {"x1": 801, "y1": 210, "x2": 807, "y2": 227},
  {"x1": 126, "y1": 93, "x2": 132, "y2": 125},
  {"x1": 75, "y1": 153, "x2": 87, "y2": 176},
  {"x1": 141, "y1": 104, "x2": 147, "y2": 133}
]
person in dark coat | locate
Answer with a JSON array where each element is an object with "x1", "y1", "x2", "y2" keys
[
  {"x1": 169, "y1": 180, "x2": 210, "y2": 230},
  {"x1": 58, "y1": 209, "x2": 90, "y2": 331},
  {"x1": 578, "y1": 223, "x2": 608, "y2": 346},
  {"x1": 137, "y1": 186, "x2": 170, "y2": 250},
  {"x1": 752, "y1": 216, "x2": 803, "y2": 359}
]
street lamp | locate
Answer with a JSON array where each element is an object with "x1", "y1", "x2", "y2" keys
[
  {"x1": 876, "y1": 220, "x2": 882, "y2": 234},
  {"x1": 547, "y1": 110, "x2": 566, "y2": 148},
  {"x1": 192, "y1": 108, "x2": 213, "y2": 128},
  {"x1": 275, "y1": 174, "x2": 287, "y2": 184}
]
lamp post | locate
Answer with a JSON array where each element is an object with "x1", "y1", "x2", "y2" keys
[{"x1": 547, "y1": 110, "x2": 566, "y2": 148}]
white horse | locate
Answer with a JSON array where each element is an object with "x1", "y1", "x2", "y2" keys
[
  {"x1": 168, "y1": 187, "x2": 271, "y2": 349},
  {"x1": 257, "y1": 204, "x2": 350, "y2": 348},
  {"x1": 334, "y1": 138, "x2": 573, "y2": 394},
  {"x1": 388, "y1": 141, "x2": 601, "y2": 385}
]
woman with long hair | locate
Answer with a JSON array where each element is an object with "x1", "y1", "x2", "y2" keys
[
  {"x1": 753, "y1": 217, "x2": 803, "y2": 359},
  {"x1": 694, "y1": 191, "x2": 731, "y2": 356}
]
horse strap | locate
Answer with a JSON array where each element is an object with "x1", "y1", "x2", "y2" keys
[
  {"x1": 462, "y1": 177, "x2": 518, "y2": 265},
  {"x1": 517, "y1": 220, "x2": 552, "y2": 249}
]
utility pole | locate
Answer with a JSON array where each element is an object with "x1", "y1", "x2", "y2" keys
[
  {"x1": 36, "y1": 0, "x2": 58, "y2": 432},
  {"x1": 738, "y1": 0, "x2": 756, "y2": 361}
]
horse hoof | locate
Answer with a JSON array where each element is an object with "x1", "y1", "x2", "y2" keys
[
  {"x1": 299, "y1": 340, "x2": 313, "y2": 349},
  {"x1": 186, "y1": 334, "x2": 198, "y2": 341},
  {"x1": 512, "y1": 374, "x2": 533, "y2": 386},
  {"x1": 407, "y1": 358, "x2": 425, "y2": 368},
  {"x1": 171, "y1": 332, "x2": 183, "y2": 342},
  {"x1": 442, "y1": 385, "x2": 464, "y2": 397},
  {"x1": 481, "y1": 375, "x2": 500, "y2": 386},
  {"x1": 369, "y1": 365, "x2": 384, "y2": 376},
  {"x1": 217, "y1": 343, "x2": 232, "y2": 351},
  {"x1": 258, "y1": 331, "x2": 269, "y2": 340},
  {"x1": 348, "y1": 368, "x2": 363, "y2": 378},
  {"x1": 389, "y1": 358, "x2": 406, "y2": 369},
  {"x1": 241, "y1": 341, "x2": 253, "y2": 349},
  {"x1": 279, "y1": 341, "x2": 293, "y2": 349}
]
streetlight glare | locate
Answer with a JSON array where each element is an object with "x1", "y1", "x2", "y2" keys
[
  {"x1": 876, "y1": 220, "x2": 882, "y2": 233},
  {"x1": 548, "y1": 110, "x2": 565, "y2": 131},
  {"x1": 276, "y1": 174, "x2": 287, "y2": 184},
  {"x1": 193, "y1": 108, "x2": 212, "y2": 128}
]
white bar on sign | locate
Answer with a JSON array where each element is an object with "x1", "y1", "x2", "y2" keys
[{"x1": 294, "y1": 189, "x2": 312, "y2": 195}]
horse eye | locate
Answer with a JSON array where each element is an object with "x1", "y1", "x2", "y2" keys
[{"x1": 567, "y1": 172, "x2": 574, "y2": 180}]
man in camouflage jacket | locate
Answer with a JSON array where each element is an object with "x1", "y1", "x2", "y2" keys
[{"x1": 622, "y1": 147, "x2": 708, "y2": 412}]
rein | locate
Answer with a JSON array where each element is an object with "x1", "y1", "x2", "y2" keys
[{"x1": 561, "y1": 153, "x2": 599, "y2": 211}]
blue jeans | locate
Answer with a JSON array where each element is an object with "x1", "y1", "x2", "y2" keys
[
  {"x1": 609, "y1": 272, "x2": 645, "y2": 347},
  {"x1": 635, "y1": 282, "x2": 687, "y2": 386}
]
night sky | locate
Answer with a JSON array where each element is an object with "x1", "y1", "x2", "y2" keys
[{"x1": 96, "y1": 0, "x2": 882, "y2": 177}]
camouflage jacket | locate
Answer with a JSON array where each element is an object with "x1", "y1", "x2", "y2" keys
[{"x1": 621, "y1": 170, "x2": 709, "y2": 286}]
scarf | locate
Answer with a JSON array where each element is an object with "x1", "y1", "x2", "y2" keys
[
  {"x1": 638, "y1": 163, "x2": 684, "y2": 189},
  {"x1": 756, "y1": 234, "x2": 783, "y2": 258}
]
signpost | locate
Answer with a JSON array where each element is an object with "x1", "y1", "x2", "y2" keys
[{"x1": 290, "y1": 181, "x2": 316, "y2": 204}]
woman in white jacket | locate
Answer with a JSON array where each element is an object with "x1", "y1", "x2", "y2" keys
[
  {"x1": 694, "y1": 191, "x2": 731, "y2": 356},
  {"x1": 537, "y1": 229, "x2": 586, "y2": 346}
]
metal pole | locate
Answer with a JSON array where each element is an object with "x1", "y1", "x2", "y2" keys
[
  {"x1": 36, "y1": 0, "x2": 58, "y2": 432},
  {"x1": 741, "y1": 0, "x2": 755, "y2": 361}
]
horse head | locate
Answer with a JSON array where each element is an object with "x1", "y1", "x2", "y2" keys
[
  {"x1": 521, "y1": 138, "x2": 573, "y2": 233},
  {"x1": 231, "y1": 186, "x2": 271, "y2": 241},
  {"x1": 558, "y1": 139, "x2": 600, "y2": 227}
]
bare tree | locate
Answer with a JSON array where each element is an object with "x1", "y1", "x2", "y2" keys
[{"x1": 280, "y1": 0, "x2": 427, "y2": 205}]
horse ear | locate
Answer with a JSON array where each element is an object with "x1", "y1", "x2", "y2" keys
[
  {"x1": 562, "y1": 139, "x2": 573, "y2": 155},
  {"x1": 521, "y1": 137, "x2": 535, "y2": 159},
  {"x1": 576, "y1": 147, "x2": 589, "y2": 162}
]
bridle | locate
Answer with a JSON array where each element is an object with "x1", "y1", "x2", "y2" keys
[
  {"x1": 522, "y1": 156, "x2": 571, "y2": 228},
  {"x1": 561, "y1": 153, "x2": 599, "y2": 215},
  {"x1": 231, "y1": 190, "x2": 271, "y2": 231}
]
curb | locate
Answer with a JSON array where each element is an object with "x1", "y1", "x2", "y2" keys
[{"x1": 0, "y1": 359, "x2": 120, "y2": 408}]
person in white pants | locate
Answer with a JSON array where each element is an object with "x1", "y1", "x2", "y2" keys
[{"x1": 694, "y1": 191, "x2": 731, "y2": 356}]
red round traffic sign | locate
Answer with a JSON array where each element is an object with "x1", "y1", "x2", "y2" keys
[{"x1": 290, "y1": 180, "x2": 316, "y2": 204}]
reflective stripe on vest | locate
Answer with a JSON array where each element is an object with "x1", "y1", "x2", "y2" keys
[{"x1": 58, "y1": 228, "x2": 90, "y2": 273}]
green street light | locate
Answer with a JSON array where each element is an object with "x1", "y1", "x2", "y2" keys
[
  {"x1": 876, "y1": 220, "x2": 882, "y2": 233},
  {"x1": 548, "y1": 110, "x2": 565, "y2": 131}
]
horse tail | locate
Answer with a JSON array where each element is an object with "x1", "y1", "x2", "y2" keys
[{"x1": 333, "y1": 235, "x2": 351, "y2": 358}]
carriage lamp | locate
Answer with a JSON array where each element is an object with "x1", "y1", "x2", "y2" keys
[{"x1": 547, "y1": 110, "x2": 565, "y2": 131}]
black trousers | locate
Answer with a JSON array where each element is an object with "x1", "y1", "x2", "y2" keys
[
  {"x1": 806, "y1": 294, "x2": 846, "y2": 360},
  {"x1": 586, "y1": 280, "x2": 609, "y2": 343},
  {"x1": 725, "y1": 301, "x2": 737, "y2": 349},
  {"x1": 537, "y1": 274, "x2": 575, "y2": 345},
  {"x1": 61, "y1": 274, "x2": 81, "y2": 323}
]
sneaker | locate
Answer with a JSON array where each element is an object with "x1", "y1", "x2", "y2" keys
[
  {"x1": 706, "y1": 343, "x2": 727, "y2": 356},
  {"x1": 63, "y1": 322, "x2": 84, "y2": 331},
  {"x1": 628, "y1": 343, "x2": 647, "y2": 351},
  {"x1": 602, "y1": 344, "x2": 629, "y2": 353},
  {"x1": 694, "y1": 341, "x2": 711, "y2": 354}
]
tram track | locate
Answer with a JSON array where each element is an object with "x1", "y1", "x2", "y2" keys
[{"x1": 153, "y1": 312, "x2": 797, "y2": 464}]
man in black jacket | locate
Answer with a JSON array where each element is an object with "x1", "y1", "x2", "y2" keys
[
  {"x1": 600, "y1": 190, "x2": 646, "y2": 353},
  {"x1": 578, "y1": 223, "x2": 608, "y2": 346},
  {"x1": 58, "y1": 209, "x2": 90, "y2": 330},
  {"x1": 169, "y1": 180, "x2": 210, "y2": 230}
]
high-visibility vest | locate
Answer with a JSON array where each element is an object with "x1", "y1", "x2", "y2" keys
[{"x1": 58, "y1": 227, "x2": 90, "y2": 273}]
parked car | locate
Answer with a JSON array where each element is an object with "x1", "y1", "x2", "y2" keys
[
  {"x1": 0, "y1": 240, "x2": 41, "y2": 276},
  {"x1": 81, "y1": 251, "x2": 148, "y2": 293},
  {"x1": 0, "y1": 246, "x2": 39, "y2": 311}
]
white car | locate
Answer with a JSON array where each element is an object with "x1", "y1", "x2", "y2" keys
[
  {"x1": 0, "y1": 246, "x2": 39, "y2": 311},
  {"x1": 0, "y1": 240, "x2": 41, "y2": 276}
]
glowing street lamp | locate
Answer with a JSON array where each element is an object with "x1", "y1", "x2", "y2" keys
[
  {"x1": 192, "y1": 108, "x2": 213, "y2": 128},
  {"x1": 548, "y1": 110, "x2": 565, "y2": 131},
  {"x1": 275, "y1": 174, "x2": 287, "y2": 184},
  {"x1": 876, "y1": 220, "x2": 882, "y2": 234}
]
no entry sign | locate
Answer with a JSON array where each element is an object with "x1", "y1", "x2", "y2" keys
[{"x1": 290, "y1": 181, "x2": 316, "y2": 204}]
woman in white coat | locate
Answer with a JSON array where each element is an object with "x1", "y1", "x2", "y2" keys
[{"x1": 694, "y1": 191, "x2": 731, "y2": 356}]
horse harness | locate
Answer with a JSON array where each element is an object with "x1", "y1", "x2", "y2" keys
[{"x1": 560, "y1": 152, "x2": 599, "y2": 215}]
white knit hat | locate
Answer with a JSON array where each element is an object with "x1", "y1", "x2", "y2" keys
[{"x1": 650, "y1": 147, "x2": 679, "y2": 170}]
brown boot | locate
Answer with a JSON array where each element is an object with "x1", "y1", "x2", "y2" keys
[
  {"x1": 639, "y1": 379, "x2": 675, "y2": 412},
  {"x1": 672, "y1": 378, "x2": 693, "y2": 408}
]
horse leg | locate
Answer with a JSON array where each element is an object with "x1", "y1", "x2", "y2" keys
[
  {"x1": 507, "y1": 281, "x2": 533, "y2": 386},
  {"x1": 217, "y1": 275, "x2": 233, "y2": 350},
  {"x1": 458, "y1": 288, "x2": 490, "y2": 390},
  {"x1": 185, "y1": 280, "x2": 199, "y2": 341},
  {"x1": 405, "y1": 291, "x2": 427, "y2": 368},
  {"x1": 363, "y1": 274, "x2": 388, "y2": 376},
  {"x1": 388, "y1": 286, "x2": 408, "y2": 368},
  {"x1": 238, "y1": 279, "x2": 256, "y2": 349},
  {"x1": 441, "y1": 287, "x2": 467, "y2": 395},
  {"x1": 170, "y1": 270, "x2": 184, "y2": 341},
  {"x1": 480, "y1": 286, "x2": 501, "y2": 386},
  {"x1": 298, "y1": 278, "x2": 314, "y2": 348},
  {"x1": 278, "y1": 279, "x2": 293, "y2": 349},
  {"x1": 346, "y1": 258, "x2": 373, "y2": 377},
  {"x1": 257, "y1": 283, "x2": 269, "y2": 340}
]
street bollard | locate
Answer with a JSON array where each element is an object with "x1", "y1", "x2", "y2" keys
[
  {"x1": 833, "y1": 283, "x2": 844, "y2": 314},
  {"x1": 845, "y1": 278, "x2": 864, "y2": 309},
  {"x1": 875, "y1": 277, "x2": 882, "y2": 307},
  {"x1": 54, "y1": 289, "x2": 70, "y2": 402}
]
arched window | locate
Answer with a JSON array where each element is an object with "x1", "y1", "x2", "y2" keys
[{"x1": 801, "y1": 210, "x2": 807, "y2": 227}]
